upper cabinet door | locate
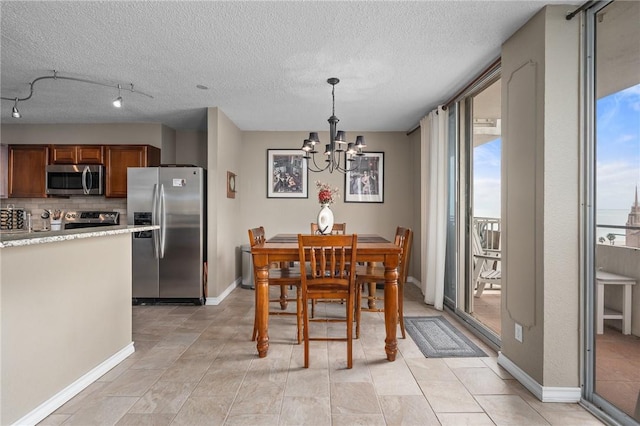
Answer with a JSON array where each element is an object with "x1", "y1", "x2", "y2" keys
[
  {"x1": 8, "y1": 145, "x2": 49, "y2": 198},
  {"x1": 77, "y1": 145, "x2": 104, "y2": 164},
  {"x1": 105, "y1": 145, "x2": 160, "y2": 198},
  {"x1": 50, "y1": 145, "x2": 77, "y2": 164},
  {"x1": 50, "y1": 145, "x2": 104, "y2": 164}
]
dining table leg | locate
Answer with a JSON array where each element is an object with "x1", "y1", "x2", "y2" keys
[
  {"x1": 253, "y1": 254, "x2": 270, "y2": 357},
  {"x1": 383, "y1": 254, "x2": 400, "y2": 361}
]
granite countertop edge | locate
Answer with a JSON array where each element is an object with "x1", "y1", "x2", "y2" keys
[{"x1": 0, "y1": 225, "x2": 160, "y2": 248}]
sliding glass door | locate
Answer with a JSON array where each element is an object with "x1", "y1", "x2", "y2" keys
[{"x1": 584, "y1": 1, "x2": 640, "y2": 424}]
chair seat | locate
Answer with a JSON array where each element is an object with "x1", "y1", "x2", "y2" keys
[
  {"x1": 479, "y1": 270, "x2": 501, "y2": 280},
  {"x1": 355, "y1": 264, "x2": 385, "y2": 280}
]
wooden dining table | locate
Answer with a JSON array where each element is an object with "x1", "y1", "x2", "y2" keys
[{"x1": 251, "y1": 233, "x2": 402, "y2": 361}]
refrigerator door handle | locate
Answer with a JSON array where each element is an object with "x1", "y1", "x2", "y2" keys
[
  {"x1": 159, "y1": 184, "x2": 167, "y2": 259},
  {"x1": 152, "y1": 183, "x2": 160, "y2": 259}
]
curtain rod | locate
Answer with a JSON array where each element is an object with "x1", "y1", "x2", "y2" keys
[
  {"x1": 566, "y1": 1, "x2": 598, "y2": 20},
  {"x1": 443, "y1": 57, "x2": 501, "y2": 110},
  {"x1": 405, "y1": 56, "x2": 501, "y2": 135}
]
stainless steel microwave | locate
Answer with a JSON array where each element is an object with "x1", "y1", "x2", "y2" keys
[{"x1": 46, "y1": 164, "x2": 104, "y2": 195}]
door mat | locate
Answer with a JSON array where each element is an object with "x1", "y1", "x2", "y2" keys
[{"x1": 404, "y1": 316, "x2": 488, "y2": 358}]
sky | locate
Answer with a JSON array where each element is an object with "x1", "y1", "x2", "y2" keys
[
  {"x1": 472, "y1": 83, "x2": 640, "y2": 223},
  {"x1": 596, "y1": 83, "x2": 640, "y2": 212}
]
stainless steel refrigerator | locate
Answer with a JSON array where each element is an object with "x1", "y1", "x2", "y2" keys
[{"x1": 128, "y1": 167, "x2": 207, "y2": 305}]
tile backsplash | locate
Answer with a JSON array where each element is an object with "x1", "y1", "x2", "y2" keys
[{"x1": 1, "y1": 197, "x2": 128, "y2": 226}]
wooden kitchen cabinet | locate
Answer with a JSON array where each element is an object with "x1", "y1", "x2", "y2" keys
[
  {"x1": 8, "y1": 145, "x2": 49, "y2": 198},
  {"x1": 50, "y1": 145, "x2": 104, "y2": 164},
  {"x1": 105, "y1": 145, "x2": 160, "y2": 198}
]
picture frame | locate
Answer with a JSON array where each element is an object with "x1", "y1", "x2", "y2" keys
[
  {"x1": 227, "y1": 171, "x2": 236, "y2": 199},
  {"x1": 267, "y1": 149, "x2": 308, "y2": 198},
  {"x1": 344, "y1": 152, "x2": 384, "y2": 203}
]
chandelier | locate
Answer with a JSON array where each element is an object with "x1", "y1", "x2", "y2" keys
[{"x1": 301, "y1": 78, "x2": 366, "y2": 173}]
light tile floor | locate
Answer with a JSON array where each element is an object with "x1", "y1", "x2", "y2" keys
[
  {"x1": 39, "y1": 284, "x2": 604, "y2": 425},
  {"x1": 473, "y1": 287, "x2": 640, "y2": 420}
]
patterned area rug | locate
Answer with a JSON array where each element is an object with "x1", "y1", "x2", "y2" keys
[{"x1": 404, "y1": 316, "x2": 488, "y2": 358}]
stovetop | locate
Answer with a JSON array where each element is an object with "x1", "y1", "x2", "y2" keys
[{"x1": 64, "y1": 211, "x2": 120, "y2": 228}]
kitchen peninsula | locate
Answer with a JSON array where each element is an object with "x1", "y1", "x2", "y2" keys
[{"x1": 0, "y1": 225, "x2": 157, "y2": 425}]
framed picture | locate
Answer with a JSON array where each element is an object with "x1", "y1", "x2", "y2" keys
[
  {"x1": 267, "y1": 149, "x2": 308, "y2": 198},
  {"x1": 344, "y1": 152, "x2": 384, "y2": 203},
  {"x1": 227, "y1": 171, "x2": 236, "y2": 199}
]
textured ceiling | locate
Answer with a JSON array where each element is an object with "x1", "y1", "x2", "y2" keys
[{"x1": 0, "y1": 1, "x2": 581, "y2": 132}]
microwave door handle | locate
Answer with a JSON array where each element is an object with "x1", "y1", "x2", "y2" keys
[
  {"x1": 159, "y1": 184, "x2": 166, "y2": 259},
  {"x1": 87, "y1": 167, "x2": 93, "y2": 193},
  {"x1": 82, "y1": 166, "x2": 90, "y2": 194},
  {"x1": 152, "y1": 184, "x2": 160, "y2": 259}
]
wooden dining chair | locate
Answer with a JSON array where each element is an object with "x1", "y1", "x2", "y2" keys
[
  {"x1": 355, "y1": 226, "x2": 412, "y2": 339},
  {"x1": 310, "y1": 222, "x2": 347, "y2": 235},
  {"x1": 249, "y1": 226, "x2": 302, "y2": 344},
  {"x1": 298, "y1": 234, "x2": 358, "y2": 368},
  {"x1": 309, "y1": 222, "x2": 348, "y2": 317}
]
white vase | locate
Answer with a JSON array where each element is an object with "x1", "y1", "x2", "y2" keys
[{"x1": 317, "y1": 204, "x2": 334, "y2": 234}]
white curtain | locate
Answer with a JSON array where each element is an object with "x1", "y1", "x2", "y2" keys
[{"x1": 420, "y1": 107, "x2": 447, "y2": 310}]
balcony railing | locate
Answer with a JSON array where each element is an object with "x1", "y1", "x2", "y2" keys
[
  {"x1": 473, "y1": 216, "x2": 501, "y2": 250},
  {"x1": 596, "y1": 224, "x2": 640, "y2": 248}
]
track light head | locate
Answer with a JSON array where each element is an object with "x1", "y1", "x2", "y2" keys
[
  {"x1": 11, "y1": 98, "x2": 21, "y2": 118},
  {"x1": 113, "y1": 84, "x2": 123, "y2": 108}
]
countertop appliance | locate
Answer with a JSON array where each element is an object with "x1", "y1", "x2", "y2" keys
[
  {"x1": 63, "y1": 211, "x2": 120, "y2": 229},
  {"x1": 127, "y1": 167, "x2": 207, "y2": 305},
  {"x1": 46, "y1": 164, "x2": 104, "y2": 195}
]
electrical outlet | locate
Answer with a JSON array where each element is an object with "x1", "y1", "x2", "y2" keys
[{"x1": 515, "y1": 323, "x2": 523, "y2": 343}]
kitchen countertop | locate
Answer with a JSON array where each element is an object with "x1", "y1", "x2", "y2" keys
[{"x1": 0, "y1": 225, "x2": 159, "y2": 248}]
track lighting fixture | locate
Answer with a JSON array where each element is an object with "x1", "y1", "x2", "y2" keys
[
  {"x1": 1, "y1": 70, "x2": 152, "y2": 119},
  {"x1": 11, "y1": 98, "x2": 21, "y2": 118},
  {"x1": 113, "y1": 85, "x2": 123, "y2": 108}
]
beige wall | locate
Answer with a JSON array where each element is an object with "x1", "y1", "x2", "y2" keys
[
  {"x1": 1, "y1": 234, "x2": 132, "y2": 424},
  {"x1": 1, "y1": 122, "x2": 164, "y2": 148},
  {"x1": 408, "y1": 128, "x2": 422, "y2": 282},
  {"x1": 176, "y1": 130, "x2": 207, "y2": 168},
  {"x1": 238, "y1": 131, "x2": 415, "y2": 254},
  {"x1": 207, "y1": 108, "x2": 243, "y2": 297},
  {"x1": 501, "y1": 5, "x2": 580, "y2": 387},
  {"x1": 161, "y1": 124, "x2": 176, "y2": 163}
]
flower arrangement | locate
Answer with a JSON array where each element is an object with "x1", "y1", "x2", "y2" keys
[{"x1": 316, "y1": 181, "x2": 339, "y2": 205}]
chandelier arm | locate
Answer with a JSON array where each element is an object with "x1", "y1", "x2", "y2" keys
[
  {"x1": 306, "y1": 152, "x2": 330, "y2": 173},
  {"x1": 335, "y1": 152, "x2": 359, "y2": 173},
  {"x1": 1, "y1": 70, "x2": 153, "y2": 102}
]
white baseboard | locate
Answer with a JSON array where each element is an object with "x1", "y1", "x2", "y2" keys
[
  {"x1": 13, "y1": 342, "x2": 135, "y2": 426},
  {"x1": 205, "y1": 277, "x2": 241, "y2": 305},
  {"x1": 497, "y1": 352, "x2": 581, "y2": 403},
  {"x1": 407, "y1": 276, "x2": 421, "y2": 288}
]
